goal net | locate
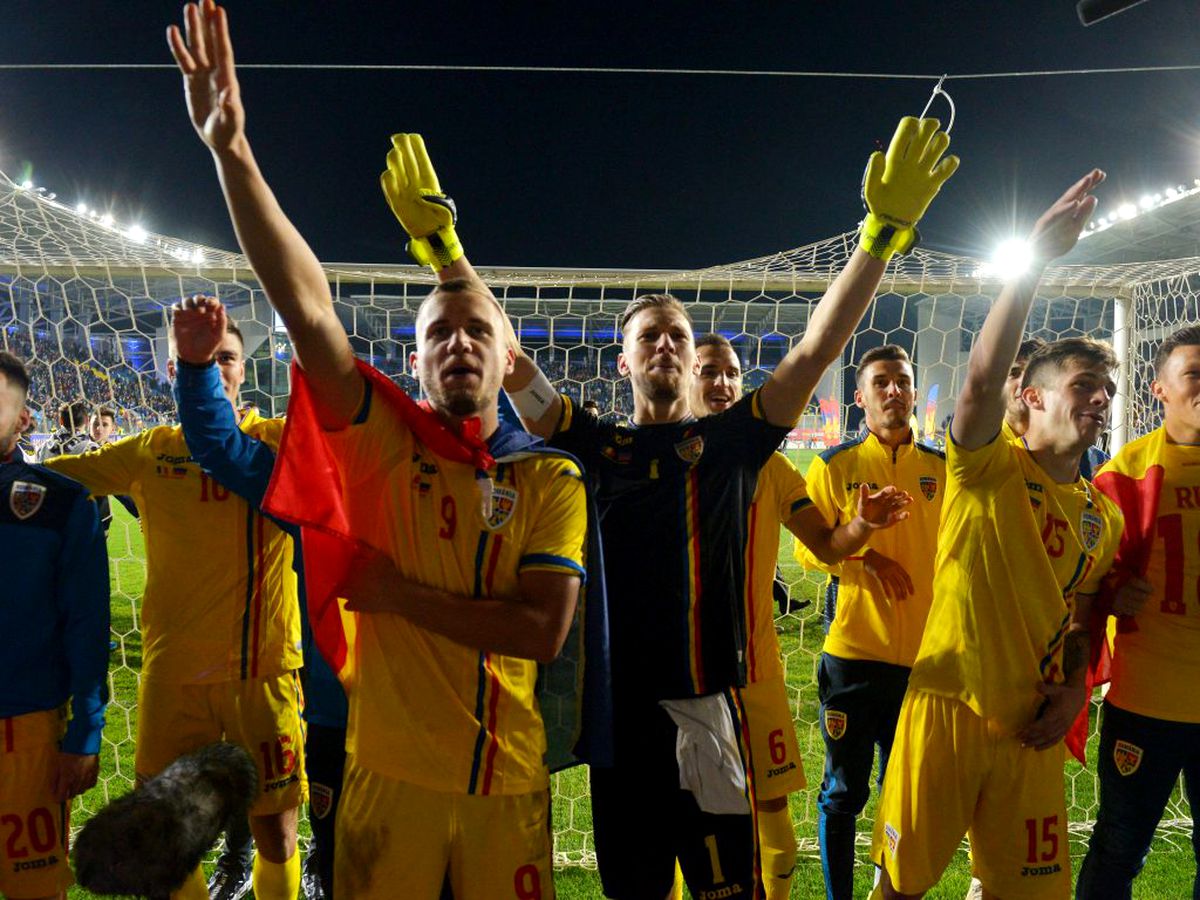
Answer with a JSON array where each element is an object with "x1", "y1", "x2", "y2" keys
[{"x1": 0, "y1": 171, "x2": 1193, "y2": 868}]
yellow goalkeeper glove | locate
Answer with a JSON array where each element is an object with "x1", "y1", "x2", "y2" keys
[
  {"x1": 859, "y1": 116, "x2": 959, "y2": 262},
  {"x1": 380, "y1": 133, "x2": 464, "y2": 271}
]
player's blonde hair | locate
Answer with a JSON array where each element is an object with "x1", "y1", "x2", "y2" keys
[{"x1": 619, "y1": 294, "x2": 693, "y2": 336}]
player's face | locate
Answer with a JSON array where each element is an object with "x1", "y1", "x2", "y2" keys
[
  {"x1": 1025, "y1": 359, "x2": 1114, "y2": 450},
  {"x1": 691, "y1": 344, "x2": 742, "y2": 416},
  {"x1": 0, "y1": 375, "x2": 31, "y2": 458},
  {"x1": 1153, "y1": 343, "x2": 1200, "y2": 435},
  {"x1": 618, "y1": 307, "x2": 696, "y2": 403},
  {"x1": 411, "y1": 290, "x2": 514, "y2": 418},
  {"x1": 1004, "y1": 358, "x2": 1030, "y2": 432},
  {"x1": 91, "y1": 414, "x2": 116, "y2": 443},
  {"x1": 855, "y1": 359, "x2": 916, "y2": 433},
  {"x1": 214, "y1": 333, "x2": 246, "y2": 407}
]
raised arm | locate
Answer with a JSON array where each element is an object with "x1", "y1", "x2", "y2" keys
[
  {"x1": 758, "y1": 117, "x2": 959, "y2": 427},
  {"x1": 167, "y1": 0, "x2": 359, "y2": 427},
  {"x1": 380, "y1": 133, "x2": 563, "y2": 438},
  {"x1": 952, "y1": 170, "x2": 1105, "y2": 450}
]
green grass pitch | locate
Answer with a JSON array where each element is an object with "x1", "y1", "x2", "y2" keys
[{"x1": 69, "y1": 459, "x2": 1194, "y2": 898}]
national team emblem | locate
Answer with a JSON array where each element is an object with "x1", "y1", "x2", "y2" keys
[
  {"x1": 9, "y1": 481, "x2": 46, "y2": 520},
  {"x1": 1113, "y1": 739, "x2": 1143, "y2": 776},
  {"x1": 919, "y1": 475, "x2": 938, "y2": 501},
  {"x1": 1080, "y1": 510, "x2": 1103, "y2": 553},
  {"x1": 824, "y1": 709, "x2": 847, "y2": 740},
  {"x1": 485, "y1": 485, "x2": 519, "y2": 530},
  {"x1": 309, "y1": 782, "x2": 334, "y2": 819},
  {"x1": 674, "y1": 435, "x2": 705, "y2": 464}
]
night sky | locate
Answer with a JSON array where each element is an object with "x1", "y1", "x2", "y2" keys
[{"x1": 3, "y1": 0, "x2": 1200, "y2": 270}]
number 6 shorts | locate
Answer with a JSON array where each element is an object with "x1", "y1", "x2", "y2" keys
[
  {"x1": 135, "y1": 670, "x2": 307, "y2": 816},
  {"x1": 0, "y1": 708, "x2": 73, "y2": 899},
  {"x1": 871, "y1": 689, "x2": 1071, "y2": 900},
  {"x1": 738, "y1": 675, "x2": 806, "y2": 800}
]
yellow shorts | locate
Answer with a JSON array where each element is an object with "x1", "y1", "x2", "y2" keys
[
  {"x1": 872, "y1": 690, "x2": 1070, "y2": 899},
  {"x1": 0, "y1": 709, "x2": 73, "y2": 899},
  {"x1": 740, "y1": 676, "x2": 805, "y2": 800},
  {"x1": 335, "y1": 755, "x2": 553, "y2": 900},
  {"x1": 135, "y1": 671, "x2": 307, "y2": 816}
]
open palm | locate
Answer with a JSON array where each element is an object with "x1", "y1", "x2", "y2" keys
[{"x1": 167, "y1": 0, "x2": 244, "y2": 152}]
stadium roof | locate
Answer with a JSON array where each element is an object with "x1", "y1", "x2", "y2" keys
[{"x1": 1063, "y1": 189, "x2": 1200, "y2": 267}]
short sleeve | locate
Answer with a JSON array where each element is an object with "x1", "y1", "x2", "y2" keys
[
  {"x1": 767, "y1": 453, "x2": 810, "y2": 525},
  {"x1": 704, "y1": 388, "x2": 790, "y2": 468},
  {"x1": 945, "y1": 426, "x2": 1015, "y2": 489},
  {"x1": 43, "y1": 432, "x2": 145, "y2": 497},
  {"x1": 548, "y1": 394, "x2": 605, "y2": 467},
  {"x1": 519, "y1": 458, "x2": 587, "y2": 581},
  {"x1": 323, "y1": 380, "x2": 408, "y2": 492}
]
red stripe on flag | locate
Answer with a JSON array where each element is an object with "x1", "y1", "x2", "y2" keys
[{"x1": 484, "y1": 535, "x2": 504, "y2": 597}]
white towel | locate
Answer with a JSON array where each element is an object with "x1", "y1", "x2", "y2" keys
[{"x1": 659, "y1": 694, "x2": 750, "y2": 816}]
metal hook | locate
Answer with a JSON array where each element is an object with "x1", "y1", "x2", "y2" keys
[{"x1": 919, "y1": 74, "x2": 955, "y2": 135}]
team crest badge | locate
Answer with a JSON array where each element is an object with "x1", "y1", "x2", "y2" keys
[
  {"x1": 824, "y1": 709, "x2": 847, "y2": 740},
  {"x1": 884, "y1": 823, "x2": 899, "y2": 856},
  {"x1": 10, "y1": 481, "x2": 46, "y2": 520},
  {"x1": 309, "y1": 782, "x2": 334, "y2": 820},
  {"x1": 485, "y1": 485, "x2": 519, "y2": 530},
  {"x1": 1113, "y1": 739, "x2": 1143, "y2": 776},
  {"x1": 1080, "y1": 510, "x2": 1104, "y2": 553},
  {"x1": 674, "y1": 435, "x2": 705, "y2": 464},
  {"x1": 919, "y1": 475, "x2": 938, "y2": 501}
]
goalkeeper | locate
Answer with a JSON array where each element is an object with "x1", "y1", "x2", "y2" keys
[{"x1": 384, "y1": 118, "x2": 956, "y2": 897}]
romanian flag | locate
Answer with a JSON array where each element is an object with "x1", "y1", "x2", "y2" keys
[{"x1": 1065, "y1": 427, "x2": 1163, "y2": 764}]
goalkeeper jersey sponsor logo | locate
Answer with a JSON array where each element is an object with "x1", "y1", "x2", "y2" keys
[
  {"x1": 824, "y1": 708, "x2": 847, "y2": 740},
  {"x1": 9, "y1": 481, "x2": 46, "y2": 520},
  {"x1": 1113, "y1": 739, "x2": 1143, "y2": 776}
]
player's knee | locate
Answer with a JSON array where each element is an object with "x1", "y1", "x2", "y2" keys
[{"x1": 249, "y1": 808, "x2": 299, "y2": 863}]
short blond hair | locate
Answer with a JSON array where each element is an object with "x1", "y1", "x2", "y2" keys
[{"x1": 619, "y1": 294, "x2": 692, "y2": 335}]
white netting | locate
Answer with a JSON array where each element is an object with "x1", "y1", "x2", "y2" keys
[{"x1": 1, "y1": 171, "x2": 1194, "y2": 871}]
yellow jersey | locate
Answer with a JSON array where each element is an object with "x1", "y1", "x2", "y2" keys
[
  {"x1": 909, "y1": 431, "x2": 1122, "y2": 734},
  {"x1": 1102, "y1": 436, "x2": 1200, "y2": 723},
  {"x1": 797, "y1": 431, "x2": 945, "y2": 666},
  {"x1": 744, "y1": 452, "x2": 810, "y2": 684},
  {"x1": 44, "y1": 412, "x2": 302, "y2": 684},
  {"x1": 326, "y1": 390, "x2": 587, "y2": 796}
]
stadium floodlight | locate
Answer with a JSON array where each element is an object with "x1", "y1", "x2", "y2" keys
[
  {"x1": 1117, "y1": 203, "x2": 1138, "y2": 220},
  {"x1": 984, "y1": 238, "x2": 1034, "y2": 281},
  {"x1": 125, "y1": 225, "x2": 148, "y2": 244},
  {"x1": 190, "y1": 248, "x2": 205, "y2": 264},
  {"x1": 76, "y1": 202, "x2": 88, "y2": 215},
  {"x1": 19, "y1": 180, "x2": 31, "y2": 190},
  {"x1": 100, "y1": 213, "x2": 115, "y2": 228},
  {"x1": 1139, "y1": 195, "x2": 1155, "y2": 210}
]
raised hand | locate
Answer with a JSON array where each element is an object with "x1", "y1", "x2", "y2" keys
[
  {"x1": 856, "y1": 483, "x2": 912, "y2": 530},
  {"x1": 859, "y1": 116, "x2": 960, "y2": 261},
  {"x1": 864, "y1": 548, "x2": 915, "y2": 601},
  {"x1": 171, "y1": 294, "x2": 226, "y2": 364},
  {"x1": 166, "y1": 0, "x2": 245, "y2": 153},
  {"x1": 380, "y1": 133, "x2": 464, "y2": 270},
  {"x1": 1028, "y1": 169, "x2": 1106, "y2": 265}
]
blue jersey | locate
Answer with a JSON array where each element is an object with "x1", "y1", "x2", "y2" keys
[
  {"x1": 0, "y1": 457, "x2": 110, "y2": 754},
  {"x1": 174, "y1": 363, "x2": 348, "y2": 729}
]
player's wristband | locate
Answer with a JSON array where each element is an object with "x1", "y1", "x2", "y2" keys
[
  {"x1": 507, "y1": 368, "x2": 557, "y2": 422},
  {"x1": 858, "y1": 212, "x2": 919, "y2": 262},
  {"x1": 406, "y1": 224, "x2": 464, "y2": 272}
]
